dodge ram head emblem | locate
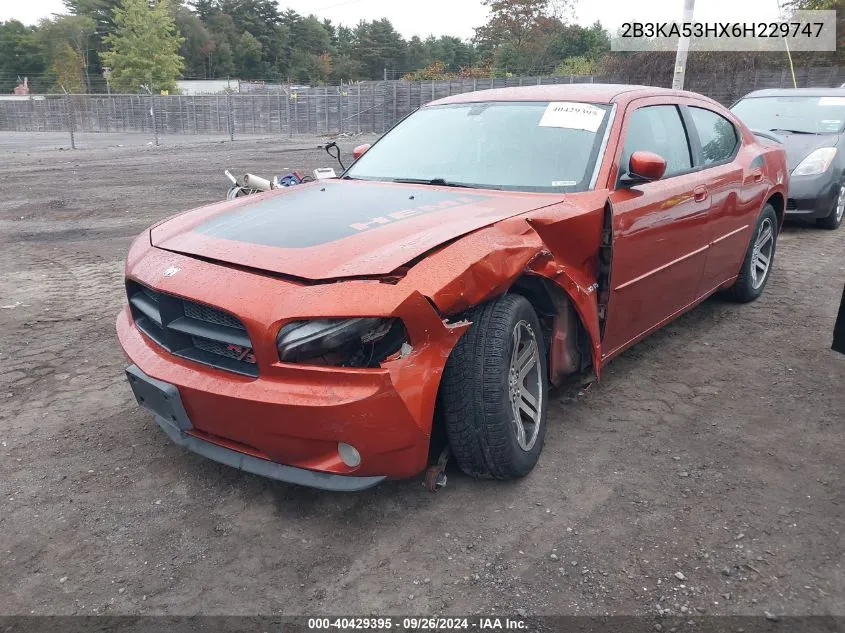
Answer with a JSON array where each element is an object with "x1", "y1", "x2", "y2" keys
[{"x1": 163, "y1": 266, "x2": 181, "y2": 277}]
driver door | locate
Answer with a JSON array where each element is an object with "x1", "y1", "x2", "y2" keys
[{"x1": 602, "y1": 101, "x2": 712, "y2": 358}]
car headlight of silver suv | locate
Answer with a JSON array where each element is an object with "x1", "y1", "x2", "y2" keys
[{"x1": 276, "y1": 318, "x2": 407, "y2": 367}]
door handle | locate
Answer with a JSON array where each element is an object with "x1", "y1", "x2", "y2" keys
[
  {"x1": 752, "y1": 169, "x2": 764, "y2": 183},
  {"x1": 693, "y1": 185, "x2": 708, "y2": 202}
]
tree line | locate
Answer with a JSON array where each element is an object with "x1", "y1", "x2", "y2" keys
[
  {"x1": 0, "y1": 0, "x2": 611, "y2": 94},
  {"x1": 1, "y1": 0, "x2": 839, "y2": 95}
]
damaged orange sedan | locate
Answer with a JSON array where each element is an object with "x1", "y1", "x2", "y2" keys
[{"x1": 117, "y1": 85, "x2": 788, "y2": 491}]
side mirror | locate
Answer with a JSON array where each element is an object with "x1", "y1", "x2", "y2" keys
[
  {"x1": 352, "y1": 143, "x2": 371, "y2": 160},
  {"x1": 620, "y1": 150, "x2": 667, "y2": 186}
]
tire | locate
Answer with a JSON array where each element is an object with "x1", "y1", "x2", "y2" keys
[
  {"x1": 817, "y1": 180, "x2": 845, "y2": 230},
  {"x1": 439, "y1": 294, "x2": 548, "y2": 480},
  {"x1": 729, "y1": 203, "x2": 778, "y2": 303}
]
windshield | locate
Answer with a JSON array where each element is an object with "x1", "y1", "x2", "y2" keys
[
  {"x1": 731, "y1": 95, "x2": 845, "y2": 135},
  {"x1": 345, "y1": 101, "x2": 612, "y2": 192}
]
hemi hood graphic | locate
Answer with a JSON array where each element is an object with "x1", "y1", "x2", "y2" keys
[{"x1": 152, "y1": 179, "x2": 565, "y2": 280}]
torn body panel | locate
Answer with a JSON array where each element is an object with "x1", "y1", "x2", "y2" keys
[
  {"x1": 546, "y1": 288, "x2": 582, "y2": 386},
  {"x1": 404, "y1": 219, "x2": 547, "y2": 314},
  {"x1": 524, "y1": 195, "x2": 607, "y2": 375},
  {"x1": 406, "y1": 196, "x2": 608, "y2": 379},
  {"x1": 383, "y1": 292, "x2": 470, "y2": 436}
]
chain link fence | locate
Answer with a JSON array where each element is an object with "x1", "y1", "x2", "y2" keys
[{"x1": 2, "y1": 66, "x2": 844, "y2": 150}]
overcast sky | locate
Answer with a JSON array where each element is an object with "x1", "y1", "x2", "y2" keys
[{"x1": 1, "y1": 0, "x2": 784, "y2": 39}]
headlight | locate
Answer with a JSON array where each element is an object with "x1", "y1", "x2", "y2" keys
[
  {"x1": 277, "y1": 318, "x2": 407, "y2": 366},
  {"x1": 792, "y1": 147, "x2": 837, "y2": 176}
]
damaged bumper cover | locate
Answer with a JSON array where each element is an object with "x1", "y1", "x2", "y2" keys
[
  {"x1": 117, "y1": 246, "x2": 468, "y2": 487},
  {"x1": 126, "y1": 365, "x2": 386, "y2": 491}
]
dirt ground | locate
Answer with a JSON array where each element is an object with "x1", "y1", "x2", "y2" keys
[{"x1": 1, "y1": 135, "x2": 843, "y2": 619}]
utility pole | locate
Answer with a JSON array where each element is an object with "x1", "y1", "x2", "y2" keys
[
  {"x1": 671, "y1": 0, "x2": 695, "y2": 90},
  {"x1": 144, "y1": 75, "x2": 159, "y2": 146},
  {"x1": 226, "y1": 76, "x2": 234, "y2": 142},
  {"x1": 774, "y1": 0, "x2": 798, "y2": 88},
  {"x1": 62, "y1": 86, "x2": 76, "y2": 150},
  {"x1": 102, "y1": 67, "x2": 112, "y2": 96}
]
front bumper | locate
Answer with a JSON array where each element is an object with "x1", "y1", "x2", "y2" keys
[
  {"x1": 116, "y1": 247, "x2": 467, "y2": 487},
  {"x1": 786, "y1": 171, "x2": 839, "y2": 220},
  {"x1": 125, "y1": 364, "x2": 385, "y2": 491}
]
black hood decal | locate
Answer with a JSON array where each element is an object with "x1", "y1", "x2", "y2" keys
[{"x1": 194, "y1": 180, "x2": 493, "y2": 248}]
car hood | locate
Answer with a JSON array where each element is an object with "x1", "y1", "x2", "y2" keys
[
  {"x1": 151, "y1": 179, "x2": 565, "y2": 280},
  {"x1": 778, "y1": 132, "x2": 840, "y2": 170}
]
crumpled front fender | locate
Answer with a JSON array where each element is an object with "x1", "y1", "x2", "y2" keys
[{"x1": 402, "y1": 199, "x2": 608, "y2": 376}]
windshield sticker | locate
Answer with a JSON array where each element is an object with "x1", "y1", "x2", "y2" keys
[
  {"x1": 818, "y1": 97, "x2": 845, "y2": 106},
  {"x1": 539, "y1": 102, "x2": 605, "y2": 132},
  {"x1": 551, "y1": 180, "x2": 578, "y2": 187}
]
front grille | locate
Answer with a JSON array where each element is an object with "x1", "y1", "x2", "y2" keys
[
  {"x1": 191, "y1": 336, "x2": 254, "y2": 362},
  {"x1": 126, "y1": 280, "x2": 258, "y2": 377},
  {"x1": 184, "y1": 302, "x2": 244, "y2": 330},
  {"x1": 786, "y1": 198, "x2": 798, "y2": 211}
]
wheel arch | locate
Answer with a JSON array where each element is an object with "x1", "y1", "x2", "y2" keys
[
  {"x1": 509, "y1": 274, "x2": 596, "y2": 386},
  {"x1": 766, "y1": 191, "x2": 785, "y2": 230},
  {"x1": 429, "y1": 273, "x2": 597, "y2": 458},
  {"x1": 420, "y1": 214, "x2": 606, "y2": 401}
]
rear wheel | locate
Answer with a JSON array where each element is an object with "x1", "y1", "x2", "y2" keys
[
  {"x1": 817, "y1": 181, "x2": 845, "y2": 230},
  {"x1": 439, "y1": 294, "x2": 548, "y2": 480},
  {"x1": 729, "y1": 203, "x2": 778, "y2": 303}
]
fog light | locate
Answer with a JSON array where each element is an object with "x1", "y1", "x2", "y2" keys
[{"x1": 338, "y1": 442, "x2": 361, "y2": 468}]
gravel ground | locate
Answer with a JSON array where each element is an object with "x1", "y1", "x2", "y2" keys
[{"x1": 0, "y1": 137, "x2": 843, "y2": 618}]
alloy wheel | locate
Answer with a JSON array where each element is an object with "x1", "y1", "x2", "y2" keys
[
  {"x1": 508, "y1": 320, "x2": 543, "y2": 452},
  {"x1": 750, "y1": 217, "x2": 775, "y2": 290}
]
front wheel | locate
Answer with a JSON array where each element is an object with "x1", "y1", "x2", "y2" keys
[
  {"x1": 729, "y1": 203, "x2": 778, "y2": 303},
  {"x1": 817, "y1": 180, "x2": 845, "y2": 230},
  {"x1": 438, "y1": 294, "x2": 548, "y2": 480}
]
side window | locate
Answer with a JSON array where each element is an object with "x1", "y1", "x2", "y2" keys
[
  {"x1": 689, "y1": 106, "x2": 739, "y2": 165},
  {"x1": 620, "y1": 105, "x2": 692, "y2": 180}
]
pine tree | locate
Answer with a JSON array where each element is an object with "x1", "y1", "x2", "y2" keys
[{"x1": 100, "y1": 0, "x2": 184, "y2": 93}]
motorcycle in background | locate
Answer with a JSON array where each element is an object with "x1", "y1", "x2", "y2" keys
[{"x1": 224, "y1": 141, "x2": 346, "y2": 200}]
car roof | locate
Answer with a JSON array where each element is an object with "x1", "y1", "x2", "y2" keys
[
  {"x1": 428, "y1": 83, "x2": 719, "y2": 107},
  {"x1": 738, "y1": 87, "x2": 845, "y2": 99}
]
